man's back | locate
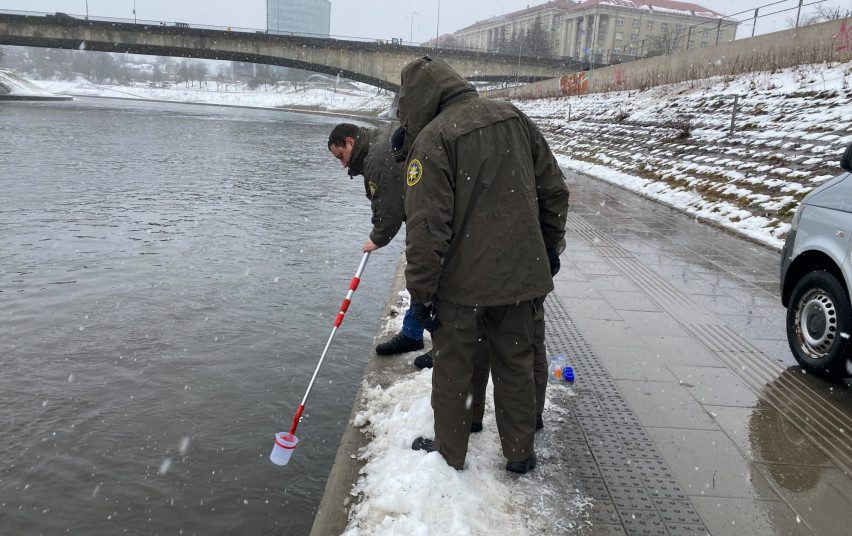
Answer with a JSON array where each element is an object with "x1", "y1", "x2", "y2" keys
[{"x1": 404, "y1": 93, "x2": 564, "y2": 306}]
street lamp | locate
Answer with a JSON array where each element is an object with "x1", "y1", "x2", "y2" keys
[
  {"x1": 435, "y1": 0, "x2": 441, "y2": 49},
  {"x1": 133, "y1": 0, "x2": 137, "y2": 24},
  {"x1": 85, "y1": 0, "x2": 89, "y2": 20},
  {"x1": 410, "y1": 12, "x2": 418, "y2": 44}
]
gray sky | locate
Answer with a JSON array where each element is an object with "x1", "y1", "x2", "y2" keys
[{"x1": 1, "y1": 0, "x2": 847, "y2": 41}]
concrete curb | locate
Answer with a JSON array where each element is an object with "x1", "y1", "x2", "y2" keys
[
  {"x1": 36, "y1": 93, "x2": 386, "y2": 124},
  {"x1": 0, "y1": 94, "x2": 73, "y2": 101},
  {"x1": 309, "y1": 254, "x2": 413, "y2": 536}
]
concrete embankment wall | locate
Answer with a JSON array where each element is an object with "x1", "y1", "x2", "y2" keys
[
  {"x1": 309, "y1": 257, "x2": 409, "y2": 536},
  {"x1": 488, "y1": 17, "x2": 852, "y2": 99}
]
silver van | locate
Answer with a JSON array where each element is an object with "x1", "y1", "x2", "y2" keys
[{"x1": 781, "y1": 144, "x2": 852, "y2": 380}]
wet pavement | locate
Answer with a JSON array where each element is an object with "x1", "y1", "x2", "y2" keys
[
  {"x1": 547, "y1": 171, "x2": 852, "y2": 535},
  {"x1": 311, "y1": 169, "x2": 851, "y2": 536}
]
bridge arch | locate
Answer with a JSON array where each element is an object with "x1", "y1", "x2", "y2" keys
[{"x1": 0, "y1": 13, "x2": 583, "y2": 92}]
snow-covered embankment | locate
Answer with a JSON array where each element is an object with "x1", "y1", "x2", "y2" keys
[
  {"x1": 0, "y1": 68, "x2": 71, "y2": 100},
  {"x1": 513, "y1": 62, "x2": 852, "y2": 249}
]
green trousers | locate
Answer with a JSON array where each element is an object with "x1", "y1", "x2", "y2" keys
[
  {"x1": 471, "y1": 296, "x2": 547, "y2": 426},
  {"x1": 431, "y1": 298, "x2": 538, "y2": 469}
]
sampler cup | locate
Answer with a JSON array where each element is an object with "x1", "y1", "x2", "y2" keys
[{"x1": 270, "y1": 432, "x2": 299, "y2": 466}]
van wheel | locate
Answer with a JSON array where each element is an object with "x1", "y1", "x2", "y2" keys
[{"x1": 786, "y1": 271, "x2": 852, "y2": 379}]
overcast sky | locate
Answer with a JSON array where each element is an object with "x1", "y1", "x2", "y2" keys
[{"x1": 1, "y1": 0, "x2": 847, "y2": 41}]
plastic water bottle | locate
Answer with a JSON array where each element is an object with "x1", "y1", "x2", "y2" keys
[{"x1": 548, "y1": 354, "x2": 567, "y2": 383}]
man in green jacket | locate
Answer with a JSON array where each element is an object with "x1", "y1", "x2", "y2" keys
[
  {"x1": 398, "y1": 57, "x2": 569, "y2": 474},
  {"x1": 328, "y1": 122, "x2": 431, "y2": 360}
]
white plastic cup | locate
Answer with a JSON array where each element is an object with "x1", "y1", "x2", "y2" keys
[{"x1": 270, "y1": 432, "x2": 299, "y2": 466}]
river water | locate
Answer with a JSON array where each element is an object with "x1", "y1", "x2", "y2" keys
[{"x1": 0, "y1": 98, "x2": 401, "y2": 535}]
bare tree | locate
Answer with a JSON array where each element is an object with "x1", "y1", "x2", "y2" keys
[
  {"x1": 215, "y1": 65, "x2": 230, "y2": 91},
  {"x1": 787, "y1": 5, "x2": 852, "y2": 27},
  {"x1": 645, "y1": 27, "x2": 684, "y2": 58}
]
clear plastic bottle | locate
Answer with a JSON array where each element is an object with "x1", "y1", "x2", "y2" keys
[{"x1": 548, "y1": 354, "x2": 567, "y2": 383}]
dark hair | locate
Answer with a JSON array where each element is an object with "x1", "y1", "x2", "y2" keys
[{"x1": 328, "y1": 123, "x2": 359, "y2": 149}]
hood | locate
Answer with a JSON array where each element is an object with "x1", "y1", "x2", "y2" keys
[
  {"x1": 347, "y1": 126, "x2": 373, "y2": 177},
  {"x1": 397, "y1": 57, "x2": 476, "y2": 143}
]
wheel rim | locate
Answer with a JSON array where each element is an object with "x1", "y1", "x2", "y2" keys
[{"x1": 796, "y1": 288, "x2": 838, "y2": 359}]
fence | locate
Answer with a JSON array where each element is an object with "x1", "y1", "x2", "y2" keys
[{"x1": 487, "y1": 15, "x2": 852, "y2": 99}]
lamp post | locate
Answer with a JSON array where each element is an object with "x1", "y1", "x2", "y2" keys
[
  {"x1": 85, "y1": 0, "x2": 89, "y2": 20},
  {"x1": 133, "y1": 0, "x2": 137, "y2": 24},
  {"x1": 410, "y1": 11, "x2": 418, "y2": 44},
  {"x1": 435, "y1": 0, "x2": 441, "y2": 49}
]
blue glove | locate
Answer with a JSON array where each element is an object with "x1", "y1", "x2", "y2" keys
[
  {"x1": 410, "y1": 302, "x2": 439, "y2": 333},
  {"x1": 546, "y1": 247, "x2": 561, "y2": 276}
]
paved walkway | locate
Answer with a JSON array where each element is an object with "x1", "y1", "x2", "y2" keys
[
  {"x1": 311, "y1": 170, "x2": 851, "y2": 536},
  {"x1": 546, "y1": 172, "x2": 852, "y2": 535}
]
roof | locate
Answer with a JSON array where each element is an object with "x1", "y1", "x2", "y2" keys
[
  {"x1": 424, "y1": 33, "x2": 456, "y2": 46},
  {"x1": 457, "y1": 0, "x2": 578, "y2": 33},
  {"x1": 567, "y1": 0, "x2": 725, "y2": 19},
  {"x1": 456, "y1": 0, "x2": 726, "y2": 33}
]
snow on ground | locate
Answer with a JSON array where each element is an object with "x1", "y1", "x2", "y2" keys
[
  {"x1": 344, "y1": 372, "x2": 588, "y2": 536},
  {"x1": 27, "y1": 77, "x2": 394, "y2": 114},
  {"x1": 343, "y1": 295, "x2": 589, "y2": 536},
  {"x1": 513, "y1": 61, "x2": 852, "y2": 250},
  {"x1": 0, "y1": 68, "x2": 58, "y2": 97}
]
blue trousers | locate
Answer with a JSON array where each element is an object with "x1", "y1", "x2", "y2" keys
[{"x1": 401, "y1": 306, "x2": 424, "y2": 341}]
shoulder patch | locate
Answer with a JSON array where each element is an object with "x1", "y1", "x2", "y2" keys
[
  {"x1": 368, "y1": 181, "x2": 377, "y2": 197},
  {"x1": 407, "y1": 159, "x2": 423, "y2": 187}
]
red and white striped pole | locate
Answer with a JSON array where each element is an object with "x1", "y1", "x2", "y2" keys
[{"x1": 288, "y1": 251, "x2": 370, "y2": 437}]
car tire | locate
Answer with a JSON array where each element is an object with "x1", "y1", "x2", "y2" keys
[{"x1": 786, "y1": 270, "x2": 852, "y2": 379}]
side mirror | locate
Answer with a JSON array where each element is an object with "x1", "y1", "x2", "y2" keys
[{"x1": 842, "y1": 144, "x2": 852, "y2": 173}]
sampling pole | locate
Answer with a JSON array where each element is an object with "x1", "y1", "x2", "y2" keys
[{"x1": 288, "y1": 251, "x2": 370, "y2": 436}]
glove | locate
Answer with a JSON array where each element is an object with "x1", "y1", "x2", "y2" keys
[
  {"x1": 390, "y1": 126, "x2": 408, "y2": 163},
  {"x1": 546, "y1": 247, "x2": 561, "y2": 276},
  {"x1": 410, "y1": 302, "x2": 439, "y2": 333}
]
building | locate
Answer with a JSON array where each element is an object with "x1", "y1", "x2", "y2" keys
[
  {"x1": 454, "y1": 0, "x2": 575, "y2": 56},
  {"x1": 267, "y1": 0, "x2": 331, "y2": 37},
  {"x1": 452, "y1": 0, "x2": 737, "y2": 63},
  {"x1": 560, "y1": 0, "x2": 737, "y2": 63},
  {"x1": 233, "y1": 0, "x2": 332, "y2": 82}
]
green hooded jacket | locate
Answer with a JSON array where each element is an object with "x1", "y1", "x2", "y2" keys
[
  {"x1": 347, "y1": 121, "x2": 406, "y2": 248},
  {"x1": 399, "y1": 57, "x2": 570, "y2": 306}
]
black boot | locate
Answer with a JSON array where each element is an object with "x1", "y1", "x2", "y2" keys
[
  {"x1": 506, "y1": 451, "x2": 536, "y2": 474},
  {"x1": 375, "y1": 333, "x2": 424, "y2": 356},
  {"x1": 470, "y1": 421, "x2": 483, "y2": 433},
  {"x1": 536, "y1": 414, "x2": 544, "y2": 431},
  {"x1": 411, "y1": 437, "x2": 435, "y2": 452},
  {"x1": 413, "y1": 351, "x2": 433, "y2": 369}
]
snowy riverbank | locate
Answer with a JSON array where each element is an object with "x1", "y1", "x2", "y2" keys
[
  {"x1": 23, "y1": 76, "x2": 394, "y2": 115},
  {"x1": 336, "y1": 289, "x2": 589, "y2": 536},
  {"x1": 512, "y1": 61, "x2": 852, "y2": 250},
  {"x1": 0, "y1": 68, "x2": 71, "y2": 100}
]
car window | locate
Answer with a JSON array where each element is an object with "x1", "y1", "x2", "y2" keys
[{"x1": 807, "y1": 173, "x2": 852, "y2": 213}]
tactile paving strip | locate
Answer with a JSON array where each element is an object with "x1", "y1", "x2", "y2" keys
[
  {"x1": 565, "y1": 212, "x2": 852, "y2": 475},
  {"x1": 545, "y1": 296, "x2": 710, "y2": 536}
]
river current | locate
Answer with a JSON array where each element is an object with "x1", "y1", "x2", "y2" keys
[{"x1": 0, "y1": 98, "x2": 401, "y2": 535}]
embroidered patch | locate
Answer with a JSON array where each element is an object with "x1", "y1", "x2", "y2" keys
[
  {"x1": 407, "y1": 159, "x2": 423, "y2": 187},
  {"x1": 369, "y1": 181, "x2": 377, "y2": 197}
]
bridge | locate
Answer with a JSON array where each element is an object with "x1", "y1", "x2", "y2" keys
[{"x1": 0, "y1": 12, "x2": 588, "y2": 91}]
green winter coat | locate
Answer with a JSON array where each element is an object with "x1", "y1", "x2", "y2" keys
[
  {"x1": 399, "y1": 57, "x2": 570, "y2": 306},
  {"x1": 347, "y1": 122, "x2": 407, "y2": 248}
]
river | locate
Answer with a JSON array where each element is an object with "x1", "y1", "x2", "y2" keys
[{"x1": 0, "y1": 98, "x2": 401, "y2": 535}]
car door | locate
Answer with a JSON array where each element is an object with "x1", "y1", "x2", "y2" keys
[{"x1": 801, "y1": 174, "x2": 852, "y2": 295}]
